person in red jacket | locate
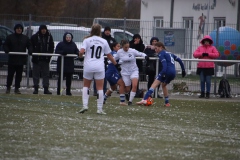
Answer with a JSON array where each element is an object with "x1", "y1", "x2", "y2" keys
[{"x1": 193, "y1": 35, "x2": 219, "y2": 98}]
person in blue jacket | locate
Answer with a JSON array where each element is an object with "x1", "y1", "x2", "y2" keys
[
  {"x1": 137, "y1": 42, "x2": 186, "y2": 107},
  {"x1": 104, "y1": 42, "x2": 127, "y2": 106},
  {"x1": 55, "y1": 32, "x2": 79, "y2": 96}
]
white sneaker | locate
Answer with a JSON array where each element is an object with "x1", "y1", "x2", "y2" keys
[
  {"x1": 136, "y1": 99, "x2": 147, "y2": 105},
  {"x1": 79, "y1": 107, "x2": 88, "y2": 114},
  {"x1": 97, "y1": 110, "x2": 106, "y2": 115}
]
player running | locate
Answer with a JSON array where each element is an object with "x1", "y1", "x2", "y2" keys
[
  {"x1": 136, "y1": 42, "x2": 186, "y2": 107},
  {"x1": 103, "y1": 42, "x2": 127, "y2": 106},
  {"x1": 78, "y1": 24, "x2": 117, "y2": 115},
  {"x1": 114, "y1": 40, "x2": 149, "y2": 106}
]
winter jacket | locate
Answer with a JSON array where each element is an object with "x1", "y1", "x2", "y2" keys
[
  {"x1": 102, "y1": 32, "x2": 116, "y2": 69},
  {"x1": 129, "y1": 34, "x2": 145, "y2": 72},
  {"x1": 31, "y1": 26, "x2": 54, "y2": 63},
  {"x1": 55, "y1": 32, "x2": 79, "y2": 73},
  {"x1": 3, "y1": 31, "x2": 32, "y2": 65},
  {"x1": 144, "y1": 37, "x2": 162, "y2": 74},
  {"x1": 193, "y1": 35, "x2": 219, "y2": 68}
]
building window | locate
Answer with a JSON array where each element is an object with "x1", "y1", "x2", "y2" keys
[
  {"x1": 154, "y1": 17, "x2": 163, "y2": 28},
  {"x1": 183, "y1": 17, "x2": 193, "y2": 29},
  {"x1": 214, "y1": 17, "x2": 226, "y2": 28}
]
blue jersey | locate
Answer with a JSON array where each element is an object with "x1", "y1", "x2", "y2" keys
[
  {"x1": 157, "y1": 50, "x2": 185, "y2": 83},
  {"x1": 106, "y1": 50, "x2": 119, "y2": 73}
]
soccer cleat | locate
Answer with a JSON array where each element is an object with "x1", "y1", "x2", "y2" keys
[
  {"x1": 136, "y1": 99, "x2": 147, "y2": 105},
  {"x1": 97, "y1": 110, "x2": 106, "y2": 115},
  {"x1": 128, "y1": 101, "x2": 132, "y2": 106},
  {"x1": 79, "y1": 107, "x2": 88, "y2": 114},
  {"x1": 165, "y1": 103, "x2": 171, "y2": 107},
  {"x1": 120, "y1": 102, "x2": 128, "y2": 106}
]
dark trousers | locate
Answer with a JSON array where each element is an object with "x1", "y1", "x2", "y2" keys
[
  {"x1": 147, "y1": 73, "x2": 160, "y2": 97},
  {"x1": 57, "y1": 72, "x2": 73, "y2": 92},
  {"x1": 32, "y1": 61, "x2": 50, "y2": 88},
  {"x1": 6, "y1": 64, "x2": 23, "y2": 88}
]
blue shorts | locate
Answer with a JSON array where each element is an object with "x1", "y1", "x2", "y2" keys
[
  {"x1": 105, "y1": 72, "x2": 121, "y2": 86},
  {"x1": 156, "y1": 72, "x2": 175, "y2": 84}
]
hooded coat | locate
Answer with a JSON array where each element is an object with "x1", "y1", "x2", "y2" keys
[
  {"x1": 31, "y1": 25, "x2": 54, "y2": 63},
  {"x1": 129, "y1": 34, "x2": 145, "y2": 72},
  {"x1": 55, "y1": 32, "x2": 79, "y2": 73},
  {"x1": 193, "y1": 35, "x2": 219, "y2": 75},
  {"x1": 3, "y1": 24, "x2": 32, "y2": 65}
]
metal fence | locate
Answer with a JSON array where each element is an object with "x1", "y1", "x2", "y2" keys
[{"x1": 0, "y1": 52, "x2": 239, "y2": 97}]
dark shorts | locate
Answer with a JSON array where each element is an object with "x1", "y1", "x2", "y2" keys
[
  {"x1": 156, "y1": 72, "x2": 175, "y2": 84},
  {"x1": 105, "y1": 72, "x2": 121, "y2": 86}
]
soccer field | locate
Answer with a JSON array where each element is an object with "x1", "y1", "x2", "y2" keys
[{"x1": 0, "y1": 94, "x2": 240, "y2": 160}]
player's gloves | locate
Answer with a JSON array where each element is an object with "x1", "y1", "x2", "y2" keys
[
  {"x1": 202, "y1": 53, "x2": 208, "y2": 57},
  {"x1": 182, "y1": 70, "x2": 186, "y2": 77},
  {"x1": 145, "y1": 56, "x2": 150, "y2": 61}
]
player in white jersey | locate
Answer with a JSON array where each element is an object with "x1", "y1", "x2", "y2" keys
[
  {"x1": 114, "y1": 40, "x2": 149, "y2": 105},
  {"x1": 78, "y1": 24, "x2": 117, "y2": 114}
]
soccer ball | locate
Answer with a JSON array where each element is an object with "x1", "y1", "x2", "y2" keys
[{"x1": 144, "y1": 97, "x2": 153, "y2": 106}]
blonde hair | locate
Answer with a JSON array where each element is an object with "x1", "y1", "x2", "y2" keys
[{"x1": 84, "y1": 23, "x2": 102, "y2": 39}]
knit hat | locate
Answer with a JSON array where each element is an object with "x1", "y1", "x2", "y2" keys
[
  {"x1": 150, "y1": 37, "x2": 159, "y2": 45},
  {"x1": 104, "y1": 26, "x2": 111, "y2": 32},
  {"x1": 39, "y1": 25, "x2": 47, "y2": 32},
  {"x1": 14, "y1": 24, "x2": 23, "y2": 31}
]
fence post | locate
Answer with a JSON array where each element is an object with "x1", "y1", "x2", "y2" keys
[
  {"x1": 60, "y1": 55, "x2": 64, "y2": 95},
  {"x1": 26, "y1": 14, "x2": 32, "y2": 88},
  {"x1": 123, "y1": 17, "x2": 126, "y2": 40}
]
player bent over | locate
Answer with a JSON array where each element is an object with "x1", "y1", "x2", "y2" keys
[{"x1": 136, "y1": 42, "x2": 186, "y2": 107}]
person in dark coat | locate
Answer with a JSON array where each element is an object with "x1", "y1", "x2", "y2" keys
[
  {"x1": 3, "y1": 24, "x2": 32, "y2": 94},
  {"x1": 55, "y1": 32, "x2": 79, "y2": 96},
  {"x1": 93, "y1": 26, "x2": 117, "y2": 96},
  {"x1": 31, "y1": 25, "x2": 54, "y2": 94},
  {"x1": 129, "y1": 34, "x2": 145, "y2": 97},
  {"x1": 144, "y1": 37, "x2": 163, "y2": 98}
]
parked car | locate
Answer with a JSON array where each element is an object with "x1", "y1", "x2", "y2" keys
[{"x1": 0, "y1": 25, "x2": 14, "y2": 67}]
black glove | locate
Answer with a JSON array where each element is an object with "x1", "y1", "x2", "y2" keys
[
  {"x1": 4, "y1": 49, "x2": 9, "y2": 54},
  {"x1": 62, "y1": 52, "x2": 67, "y2": 56},
  {"x1": 202, "y1": 53, "x2": 208, "y2": 57},
  {"x1": 28, "y1": 51, "x2": 32, "y2": 56},
  {"x1": 182, "y1": 70, "x2": 186, "y2": 77},
  {"x1": 78, "y1": 57, "x2": 84, "y2": 61},
  {"x1": 145, "y1": 56, "x2": 149, "y2": 61}
]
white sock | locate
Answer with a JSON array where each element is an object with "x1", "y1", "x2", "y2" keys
[
  {"x1": 129, "y1": 91, "x2": 136, "y2": 102},
  {"x1": 82, "y1": 87, "x2": 89, "y2": 108},
  {"x1": 97, "y1": 90, "x2": 103, "y2": 110}
]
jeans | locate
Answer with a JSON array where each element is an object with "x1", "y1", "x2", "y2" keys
[
  {"x1": 32, "y1": 61, "x2": 50, "y2": 88},
  {"x1": 199, "y1": 71, "x2": 211, "y2": 93}
]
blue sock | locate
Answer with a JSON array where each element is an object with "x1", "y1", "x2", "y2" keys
[
  {"x1": 165, "y1": 96, "x2": 169, "y2": 104},
  {"x1": 144, "y1": 88, "x2": 154, "y2": 100}
]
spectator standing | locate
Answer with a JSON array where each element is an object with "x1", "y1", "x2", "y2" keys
[
  {"x1": 193, "y1": 35, "x2": 219, "y2": 98},
  {"x1": 144, "y1": 37, "x2": 163, "y2": 98},
  {"x1": 3, "y1": 24, "x2": 32, "y2": 94},
  {"x1": 30, "y1": 25, "x2": 54, "y2": 94},
  {"x1": 55, "y1": 32, "x2": 79, "y2": 96},
  {"x1": 78, "y1": 24, "x2": 117, "y2": 114},
  {"x1": 137, "y1": 42, "x2": 186, "y2": 107},
  {"x1": 93, "y1": 26, "x2": 116, "y2": 96}
]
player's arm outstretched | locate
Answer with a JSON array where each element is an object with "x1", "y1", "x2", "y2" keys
[
  {"x1": 106, "y1": 53, "x2": 117, "y2": 65},
  {"x1": 172, "y1": 54, "x2": 186, "y2": 77}
]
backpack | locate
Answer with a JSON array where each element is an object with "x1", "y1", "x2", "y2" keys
[{"x1": 218, "y1": 79, "x2": 231, "y2": 98}]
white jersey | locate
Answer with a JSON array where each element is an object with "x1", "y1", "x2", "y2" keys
[
  {"x1": 81, "y1": 36, "x2": 111, "y2": 72},
  {"x1": 114, "y1": 48, "x2": 146, "y2": 75}
]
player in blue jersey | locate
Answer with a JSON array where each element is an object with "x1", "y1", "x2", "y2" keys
[
  {"x1": 104, "y1": 42, "x2": 127, "y2": 106},
  {"x1": 136, "y1": 42, "x2": 186, "y2": 107}
]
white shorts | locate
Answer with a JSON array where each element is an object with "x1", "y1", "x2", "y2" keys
[
  {"x1": 122, "y1": 70, "x2": 139, "y2": 86},
  {"x1": 83, "y1": 70, "x2": 105, "y2": 80}
]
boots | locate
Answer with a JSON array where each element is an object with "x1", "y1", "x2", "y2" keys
[
  {"x1": 66, "y1": 88, "x2": 72, "y2": 96},
  {"x1": 6, "y1": 87, "x2": 10, "y2": 94},
  {"x1": 33, "y1": 86, "x2": 38, "y2": 94},
  {"x1": 199, "y1": 92, "x2": 205, "y2": 98},
  {"x1": 14, "y1": 88, "x2": 21, "y2": 94},
  {"x1": 44, "y1": 87, "x2": 52, "y2": 95},
  {"x1": 206, "y1": 92, "x2": 210, "y2": 99},
  {"x1": 57, "y1": 88, "x2": 60, "y2": 95}
]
